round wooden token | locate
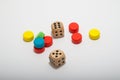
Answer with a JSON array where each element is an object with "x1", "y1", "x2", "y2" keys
[
  {"x1": 34, "y1": 47, "x2": 45, "y2": 53},
  {"x1": 69, "y1": 22, "x2": 79, "y2": 33},
  {"x1": 33, "y1": 38, "x2": 44, "y2": 48},
  {"x1": 89, "y1": 28, "x2": 100, "y2": 40},
  {"x1": 44, "y1": 36, "x2": 53, "y2": 47},
  {"x1": 23, "y1": 30, "x2": 34, "y2": 42},
  {"x1": 71, "y1": 33, "x2": 82, "y2": 44}
]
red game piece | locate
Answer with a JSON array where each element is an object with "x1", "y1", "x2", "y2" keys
[
  {"x1": 71, "y1": 33, "x2": 82, "y2": 44},
  {"x1": 69, "y1": 22, "x2": 79, "y2": 33},
  {"x1": 34, "y1": 47, "x2": 45, "y2": 53},
  {"x1": 44, "y1": 36, "x2": 53, "y2": 47}
]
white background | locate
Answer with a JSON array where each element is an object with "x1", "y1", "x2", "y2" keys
[{"x1": 0, "y1": 0, "x2": 120, "y2": 80}]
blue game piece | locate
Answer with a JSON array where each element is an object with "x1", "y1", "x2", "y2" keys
[{"x1": 34, "y1": 38, "x2": 44, "y2": 48}]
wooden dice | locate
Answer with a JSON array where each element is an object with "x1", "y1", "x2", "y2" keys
[
  {"x1": 51, "y1": 21, "x2": 64, "y2": 38},
  {"x1": 49, "y1": 49, "x2": 66, "y2": 68}
]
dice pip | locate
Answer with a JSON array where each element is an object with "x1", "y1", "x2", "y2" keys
[
  {"x1": 51, "y1": 21, "x2": 64, "y2": 38},
  {"x1": 49, "y1": 49, "x2": 66, "y2": 68}
]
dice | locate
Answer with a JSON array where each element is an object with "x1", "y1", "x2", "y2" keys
[
  {"x1": 49, "y1": 49, "x2": 66, "y2": 68},
  {"x1": 51, "y1": 21, "x2": 64, "y2": 38}
]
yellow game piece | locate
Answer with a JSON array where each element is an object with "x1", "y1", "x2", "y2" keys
[
  {"x1": 23, "y1": 30, "x2": 34, "y2": 42},
  {"x1": 89, "y1": 28, "x2": 100, "y2": 40}
]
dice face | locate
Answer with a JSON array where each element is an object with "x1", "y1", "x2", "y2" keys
[
  {"x1": 51, "y1": 22, "x2": 64, "y2": 38},
  {"x1": 49, "y1": 49, "x2": 65, "y2": 67}
]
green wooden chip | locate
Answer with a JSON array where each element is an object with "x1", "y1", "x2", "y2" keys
[{"x1": 36, "y1": 32, "x2": 45, "y2": 38}]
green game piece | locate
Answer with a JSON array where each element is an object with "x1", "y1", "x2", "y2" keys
[{"x1": 36, "y1": 32, "x2": 45, "y2": 38}]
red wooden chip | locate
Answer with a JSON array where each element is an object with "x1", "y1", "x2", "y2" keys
[
  {"x1": 34, "y1": 47, "x2": 45, "y2": 53},
  {"x1": 44, "y1": 36, "x2": 53, "y2": 47},
  {"x1": 69, "y1": 22, "x2": 79, "y2": 33},
  {"x1": 71, "y1": 33, "x2": 82, "y2": 44}
]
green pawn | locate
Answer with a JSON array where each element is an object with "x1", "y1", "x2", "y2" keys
[{"x1": 36, "y1": 32, "x2": 45, "y2": 38}]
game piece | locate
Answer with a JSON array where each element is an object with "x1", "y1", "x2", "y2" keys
[
  {"x1": 36, "y1": 32, "x2": 45, "y2": 38},
  {"x1": 89, "y1": 28, "x2": 100, "y2": 40},
  {"x1": 44, "y1": 36, "x2": 53, "y2": 47},
  {"x1": 23, "y1": 30, "x2": 34, "y2": 42},
  {"x1": 51, "y1": 21, "x2": 64, "y2": 38},
  {"x1": 34, "y1": 47, "x2": 45, "y2": 53},
  {"x1": 71, "y1": 33, "x2": 82, "y2": 44},
  {"x1": 33, "y1": 38, "x2": 44, "y2": 48},
  {"x1": 49, "y1": 49, "x2": 66, "y2": 68},
  {"x1": 69, "y1": 22, "x2": 79, "y2": 33}
]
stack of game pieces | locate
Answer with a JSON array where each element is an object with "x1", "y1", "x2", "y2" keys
[
  {"x1": 69, "y1": 22, "x2": 82, "y2": 44},
  {"x1": 34, "y1": 37, "x2": 45, "y2": 53},
  {"x1": 33, "y1": 32, "x2": 53, "y2": 54}
]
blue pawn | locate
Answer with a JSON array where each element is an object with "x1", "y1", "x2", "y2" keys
[{"x1": 34, "y1": 38, "x2": 44, "y2": 48}]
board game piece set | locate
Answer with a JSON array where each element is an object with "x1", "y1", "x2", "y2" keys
[
  {"x1": 34, "y1": 32, "x2": 53, "y2": 53},
  {"x1": 23, "y1": 21, "x2": 100, "y2": 68}
]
